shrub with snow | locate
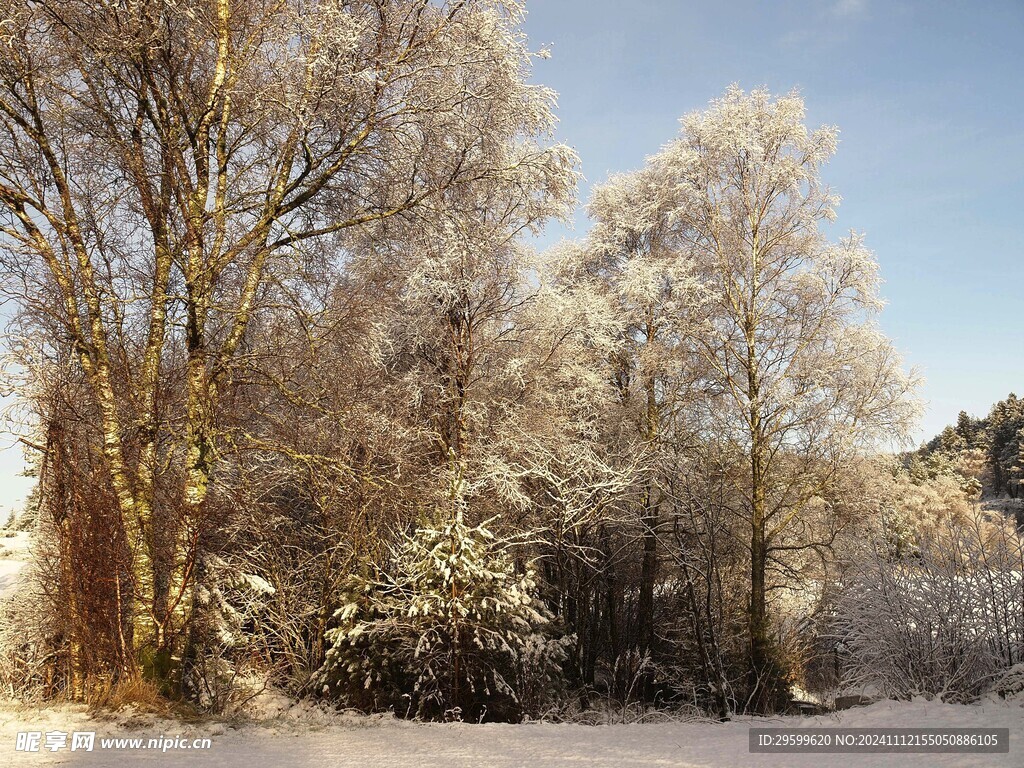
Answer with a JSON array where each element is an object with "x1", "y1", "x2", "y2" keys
[{"x1": 834, "y1": 513, "x2": 1024, "y2": 703}]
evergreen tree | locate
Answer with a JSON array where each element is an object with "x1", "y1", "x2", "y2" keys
[
  {"x1": 955, "y1": 411, "x2": 978, "y2": 446},
  {"x1": 317, "y1": 504, "x2": 569, "y2": 721},
  {"x1": 987, "y1": 394, "x2": 1024, "y2": 495}
]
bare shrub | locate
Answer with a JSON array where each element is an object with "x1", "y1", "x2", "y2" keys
[{"x1": 834, "y1": 511, "x2": 1024, "y2": 703}]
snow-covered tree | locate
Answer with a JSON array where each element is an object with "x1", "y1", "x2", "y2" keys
[
  {"x1": 986, "y1": 394, "x2": 1024, "y2": 497},
  {"x1": 653, "y1": 86, "x2": 919, "y2": 711},
  {"x1": 544, "y1": 166, "x2": 714, "y2": 702},
  {"x1": 556, "y1": 86, "x2": 920, "y2": 713},
  {"x1": 317, "y1": 496, "x2": 570, "y2": 721}
]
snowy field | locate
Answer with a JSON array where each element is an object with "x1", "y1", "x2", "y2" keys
[
  {"x1": 0, "y1": 697, "x2": 1021, "y2": 767},
  {"x1": 0, "y1": 532, "x2": 30, "y2": 599}
]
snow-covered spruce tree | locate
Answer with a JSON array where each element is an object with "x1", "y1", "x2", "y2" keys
[{"x1": 317, "y1": 500, "x2": 569, "y2": 722}]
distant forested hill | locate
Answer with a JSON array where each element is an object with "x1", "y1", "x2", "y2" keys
[{"x1": 916, "y1": 393, "x2": 1023, "y2": 499}]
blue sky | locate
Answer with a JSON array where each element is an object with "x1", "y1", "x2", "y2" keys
[
  {"x1": 0, "y1": 0, "x2": 1022, "y2": 513},
  {"x1": 522, "y1": 0, "x2": 1023, "y2": 439}
]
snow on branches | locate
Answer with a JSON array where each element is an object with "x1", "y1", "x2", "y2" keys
[{"x1": 317, "y1": 510, "x2": 570, "y2": 721}]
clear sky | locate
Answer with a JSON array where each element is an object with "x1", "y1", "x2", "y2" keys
[
  {"x1": 522, "y1": 0, "x2": 1023, "y2": 439},
  {"x1": 0, "y1": 0, "x2": 1021, "y2": 513}
]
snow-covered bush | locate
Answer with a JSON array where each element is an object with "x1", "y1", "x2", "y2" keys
[
  {"x1": 316, "y1": 514, "x2": 571, "y2": 721},
  {"x1": 180, "y1": 555, "x2": 277, "y2": 713},
  {"x1": 834, "y1": 512, "x2": 1024, "y2": 703},
  {"x1": 990, "y1": 663, "x2": 1024, "y2": 701}
]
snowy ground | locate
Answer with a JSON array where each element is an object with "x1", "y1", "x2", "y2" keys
[
  {"x1": 0, "y1": 697, "x2": 1021, "y2": 767},
  {"x1": 0, "y1": 531, "x2": 30, "y2": 599}
]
